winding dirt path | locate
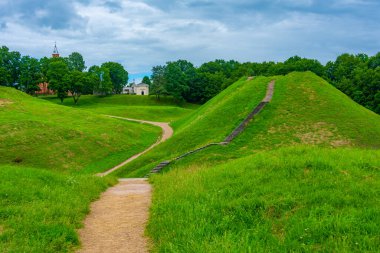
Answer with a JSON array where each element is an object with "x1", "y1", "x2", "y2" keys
[
  {"x1": 77, "y1": 178, "x2": 151, "y2": 253},
  {"x1": 78, "y1": 116, "x2": 173, "y2": 253},
  {"x1": 97, "y1": 116, "x2": 173, "y2": 177}
]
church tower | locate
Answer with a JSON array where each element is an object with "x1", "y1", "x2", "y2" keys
[{"x1": 52, "y1": 42, "x2": 60, "y2": 58}]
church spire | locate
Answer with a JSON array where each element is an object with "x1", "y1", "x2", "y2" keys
[{"x1": 52, "y1": 42, "x2": 60, "y2": 58}]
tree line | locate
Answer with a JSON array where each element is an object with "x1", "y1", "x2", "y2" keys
[
  {"x1": 1, "y1": 44, "x2": 378, "y2": 113},
  {"x1": 151, "y1": 53, "x2": 379, "y2": 113},
  {"x1": 0, "y1": 46, "x2": 128, "y2": 104}
]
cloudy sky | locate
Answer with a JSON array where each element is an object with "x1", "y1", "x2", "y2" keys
[{"x1": 1, "y1": 0, "x2": 379, "y2": 80}]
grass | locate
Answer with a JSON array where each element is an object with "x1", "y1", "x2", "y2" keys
[
  {"x1": 0, "y1": 87, "x2": 163, "y2": 251},
  {"x1": 116, "y1": 72, "x2": 380, "y2": 177},
  {"x1": 141, "y1": 72, "x2": 380, "y2": 252},
  {"x1": 148, "y1": 147, "x2": 380, "y2": 252},
  {"x1": 0, "y1": 165, "x2": 115, "y2": 252},
  {"x1": 2, "y1": 71, "x2": 380, "y2": 252},
  {"x1": 0, "y1": 86, "x2": 160, "y2": 173},
  {"x1": 166, "y1": 71, "x2": 380, "y2": 169},
  {"x1": 115, "y1": 76, "x2": 271, "y2": 177},
  {"x1": 41, "y1": 94, "x2": 198, "y2": 122}
]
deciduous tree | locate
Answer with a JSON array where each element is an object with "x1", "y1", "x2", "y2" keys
[
  {"x1": 47, "y1": 59, "x2": 69, "y2": 103},
  {"x1": 89, "y1": 65, "x2": 113, "y2": 95},
  {"x1": 66, "y1": 52, "x2": 86, "y2": 72},
  {"x1": 142, "y1": 76, "x2": 151, "y2": 85},
  {"x1": 19, "y1": 56, "x2": 42, "y2": 95},
  {"x1": 151, "y1": 65, "x2": 168, "y2": 100},
  {"x1": 101, "y1": 62, "x2": 128, "y2": 94}
]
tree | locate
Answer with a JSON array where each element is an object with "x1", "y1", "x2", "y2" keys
[
  {"x1": 368, "y1": 52, "x2": 380, "y2": 69},
  {"x1": 66, "y1": 52, "x2": 86, "y2": 72},
  {"x1": 65, "y1": 70, "x2": 90, "y2": 104},
  {"x1": 89, "y1": 65, "x2": 113, "y2": 95},
  {"x1": 47, "y1": 59, "x2": 69, "y2": 103},
  {"x1": 142, "y1": 75, "x2": 151, "y2": 85},
  {"x1": 164, "y1": 60, "x2": 195, "y2": 102},
  {"x1": 151, "y1": 65, "x2": 168, "y2": 100},
  {"x1": 101, "y1": 62, "x2": 128, "y2": 94},
  {"x1": 326, "y1": 53, "x2": 380, "y2": 113},
  {"x1": 0, "y1": 46, "x2": 21, "y2": 87},
  {"x1": 19, "y1": 56, "x2": 42, "y2": 94},
  {"x1": 40, "y1": 56, "x2": 51, "y2": 84},
  {"x1": 283, "y1": 56, "x2": 325, "y2": 77},
  {"x1": 187, "y1": 71, "x2": 225, "y2": 103},
  {"x1": 0, "y1": 67, "x2": 11, "y2": 86}
]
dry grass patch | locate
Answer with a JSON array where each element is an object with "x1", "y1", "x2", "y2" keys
[
  {"x1": 295, "y1": 122, "x2": 351, "y2": 146},
  {"x1": 0, "y1": 99, "x2": 13, "y2": 106}
]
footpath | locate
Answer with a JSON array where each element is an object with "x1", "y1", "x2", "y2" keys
[{"x1": 77, "y1": 79, "x2": 275, "y2": 253}]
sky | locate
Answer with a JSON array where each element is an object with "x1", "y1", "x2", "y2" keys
[{"x1": 1, "y1": 0, "x2": 379, "y2": 81}]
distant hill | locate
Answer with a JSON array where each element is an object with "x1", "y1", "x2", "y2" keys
[{"x1": 40, "y1": 94, "x2": 198, "y2": 122}]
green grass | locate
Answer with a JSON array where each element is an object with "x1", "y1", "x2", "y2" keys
[
  {"x1": 142, "y1": 72, "x2": 380, "y2": 252},
  {"x1": 0, "y1": 87, "x2": 163, "y2": 251},
  {"x1": 2, "y1": 71, "x2": 380, "y2": 252},
  {"x1": 148, "y1": 147, "x2": 380, "y2": 252},
  {"x1": 0, "y1": 86, "x2": 161, "y2": 173},
  {"x1": 115, "y1": 76, "x2": 271, "y2": 177},
  {"x1": 116, "y1": 72, "x2": 380, "y2": 177},
  {"x1": 41, "y1": 94, "x2": 198, "y2": 122},
  {"x1": 0, "y1": 165, "x2": 115, "y2": 252},
  {"x1": 164, "y1": 71, "x2": 380, "y2": 170}
]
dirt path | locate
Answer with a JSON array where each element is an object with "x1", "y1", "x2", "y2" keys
[
  {"x1": 97, "y1": 116, "x2": 173, "y2": 177},
  {"x1": 78, "y1": 117, "x2": 173, "y2": 252},
  {"x1": 77, "y1": 178, "x2": 151, "y2": 253}
]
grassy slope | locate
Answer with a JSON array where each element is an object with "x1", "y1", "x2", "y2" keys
[
  {"x1": 149, "y1": 147, "x2": 380, "y2": 252},
  {"x1": 41, "y1": 94, "x2": 198, "y2": 122},
  {"x1": 147, "y1": 72, "x2": 380, "y2": 252},
  {"x1": 116, "y1": 76, "x2": 271, "y2": 177},
  {"x1": 0, "y1": 87, "x2": 160, "y2": 173},
  {"x1": 170, "y1": 71, "x2": 380, "y2": 168},
  {"x1": 0, "y1": 165, "x2": 114, "y2": 252},
  {"x1": 0, "y1": 87, "x2": 161, "y2": 252},
  {"x1": 118, "y1": 72, "x2": 380, "y2": 177}
]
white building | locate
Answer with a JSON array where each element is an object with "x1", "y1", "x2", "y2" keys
[{"x1": 122, "y1": 83, "x2": 149, "y2": 95}]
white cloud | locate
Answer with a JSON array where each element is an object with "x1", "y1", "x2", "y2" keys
[{"x1": 0, "y1": 0, "x2": 379, "y2": 74}]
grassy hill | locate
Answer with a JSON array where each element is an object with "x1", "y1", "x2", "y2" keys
[
  {"x1": 1, "y1": 71, "x2": 379, "y2": 252},
  {"x1": 138, "y1": 72, "x2": 380, "y2": 252},
  {"x1": 0, "y1": 87, "x2": 160, "y2": 173},
  {"x1": 0, "y1": 87, "x2": 161, "y2": 252},
  {"x1": 116, "y1": 72, "x2": 380, "y2": 177},
  {"x1": 149, "y1": 147, "x2": 380, "y2": 252},
  {"x1": 41, "y1": 94, "x2": 198, "y2": 122}
]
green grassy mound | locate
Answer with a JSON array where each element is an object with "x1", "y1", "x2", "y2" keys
[
  {"x1": 148, "y1": 147, "x2": 380, "y2": 252},
  {"x1": 0, "y1": 87, "x2": 160, "y2": 173},
  {"x1": 42, "y1": 94, "x2": 198, "y2": 122},
  {"x1": 237, "y1": 71, "x2": 380, "y2": 149},
  {"x1": 0, "y1": 165, "x2": 114, "y2": 252},
  {"x1": 116, "y1": 76, "x2": 271, "y2": 177},
  {"x1": 168, "y1": 71, "x2": 380, "y2": 169},
  {"x1": 143, "y1": 72, "x2": 380, "y2": 252},
  {"x1": 117, "y1": 72, "x2": 380, "y2": 177}
]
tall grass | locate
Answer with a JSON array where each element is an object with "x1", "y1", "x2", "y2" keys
[
  {"x1": 0, "y1": 165, "x2": 114, "y2": 252},
  {"x1": 148, "y1": 147, "x2": 380, "y2": 252}
]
